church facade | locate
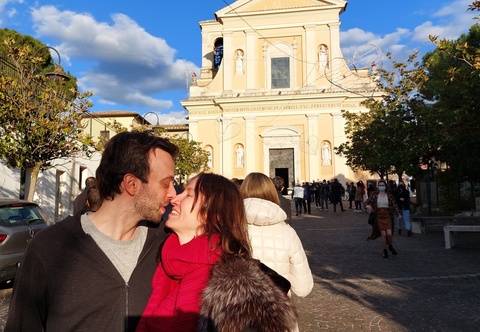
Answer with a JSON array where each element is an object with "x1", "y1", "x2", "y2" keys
[{"x1": 181, "y1": 0, "x2": 380, "y2": 188}]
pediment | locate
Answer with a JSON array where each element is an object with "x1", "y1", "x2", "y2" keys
[{"x1": 216, "y1": 0, "x2": 347, "y2": 16}]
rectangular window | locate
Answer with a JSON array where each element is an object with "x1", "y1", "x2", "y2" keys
[
  {"x1": 271, "y1": 57, "x2": 290, "y2": 89},
  {"x1": 100, "y1": 130, "x2": 110, "y2": 140}
]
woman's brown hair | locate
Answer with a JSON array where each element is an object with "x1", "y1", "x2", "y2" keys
[
  {"x1": 240, "y1": 172, "x2": 280, "y2": 204},
  {"x1": 190, "y1": 172, "x2": 251, "y2": 259}
]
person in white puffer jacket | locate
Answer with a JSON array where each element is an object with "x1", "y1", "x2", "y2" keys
[{"x1": 240, "y1": 172, "x2": 314, "y2": 298}]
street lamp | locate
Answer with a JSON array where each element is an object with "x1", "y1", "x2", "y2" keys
[
  {"x1": 32, "y1": 46, "x2": 70, "y2": 82},
  {"x1": 143, "y1": 112, "x2": 160, "y2": 126}
]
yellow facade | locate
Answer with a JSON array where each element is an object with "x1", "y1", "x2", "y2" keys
[{"x1": 181, "y1": 0, "x2": 380, "y2": 187}]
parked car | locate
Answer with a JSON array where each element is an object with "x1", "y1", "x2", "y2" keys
[{"x1": 0, "y1": 198, "x2": 50, "y2": 286}]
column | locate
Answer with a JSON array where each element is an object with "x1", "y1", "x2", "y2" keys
[
  {"x1": 244, "y1": 116, "x2": 256, "y2": 173},
  {"x1": 307, "y1": 114, "x2": 319, "y2": 181},
  {"x1": 304, "y1": 25, "x2": 316, "y2": 87},
  {"x1": 223, "y1": 31, "x2": 233, "y2": 92},
  {"x1": 331, "y1": 111, "x2": 348, "y2": 176},
  {"x1": 328, "y1": 22, "x2": 341, "y2": 60},
  {"x1": 246, "y1": 30, "x2": 256, "y2": 91}
]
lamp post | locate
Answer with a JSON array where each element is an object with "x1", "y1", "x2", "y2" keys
[
  {"x1": 143, "y1": 112, "x2": 160, "y2": 128},
  {"x1": 32, "y1": 46, "x2": 70, "y2": 82},
  {"x1": 425, "y1": 161, "x2": 433, "y2": 216}
]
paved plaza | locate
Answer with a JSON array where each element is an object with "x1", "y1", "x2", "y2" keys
[
  {"x1": 291, "y1": 203, "x2": 480, "y2": 331},
  {"x1": 0, "y1": 203, "x2": 479, "y2": 331}
]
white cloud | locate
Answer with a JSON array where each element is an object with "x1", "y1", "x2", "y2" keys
[
  {"x1": 30, "y1": 5, "x2": 198, "y2": 113},
  {"x1": 0, "y1": 0, "x2": 22, "y2": 24},
  {"x1": 0, "y1": 0, "x2": 22, "y2": 12},
  {"x1": 341, "y1": 0, "x2": 476, "y2": 66},
  {"x1": 158, "y1": 110, "x2": 189, "y2": 125},
  {"x1": 341, "y1": 27, "x2": 412, "y2": 65}
]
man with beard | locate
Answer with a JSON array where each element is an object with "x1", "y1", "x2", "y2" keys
[{"x1": 6, "y1": 131, "x2": 179, "y2": 332}]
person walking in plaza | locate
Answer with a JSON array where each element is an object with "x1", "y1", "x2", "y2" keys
[
  {"x1": 330, "y1": 178, "x2": 346, "y2": 212},
  {"x1": 292, "y1": 182, "x2": 304, "y2": 216},
  {"x1": 365, "y1": 179, "x2": 402, "y2": 258},
  {"x1": 354, "y1": 180, "x2": 364, "y2": 212},
  {"x1": 302, "y1": 182, "x2": 312, "y2": 214},
  {"x1": 5, "y1": 131, "x2": 179, "y2": 331},
  {"x1": 312, "y1": 181, "x2": 321, "y2": 209},
  {"x1": 319, "y1": 179, "x2": 329, "y2": 210},
  {"x1": 348, "y1": 182, "x2": 356, "y2": 209},
  {"x1": 272, "y1": 176, "x2": 292, "y2": 224},
  {"x1": 394, "y1": 181, "x2": 413, "y2": 236}
]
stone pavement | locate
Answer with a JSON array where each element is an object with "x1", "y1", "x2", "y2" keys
[
  {"x1": 0, "y1": 204, "x2": 479, "y2": 331},
  {"x1": 290, "y1": 203, "x2": 480, "y2": 332}
]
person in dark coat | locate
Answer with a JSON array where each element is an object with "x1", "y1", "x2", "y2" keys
[
  {"x1": 393, "y1": 181, "x2": 412, "y2": 236},
  {"x1": 348, "y1": 182, "x2": 356, "y2": 209},
  {"x1": 330, "y1": 178, "x2": 346, "y2": 212},
  {"x1": 272, "y1": 176, "x2": 292, "y2": 224},
  {"x1": 302, "y1": 182, "x2": 312, "y2": 214}
]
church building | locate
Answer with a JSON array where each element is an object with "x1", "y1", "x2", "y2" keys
[{"x1": 181, "y1": 0, "x2": 380, "y2": 188}]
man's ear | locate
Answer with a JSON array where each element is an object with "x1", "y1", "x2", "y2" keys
[{"x1": 123, "y1": 174, "x2": 140, "y2": 196}]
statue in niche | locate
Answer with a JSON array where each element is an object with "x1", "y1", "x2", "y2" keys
[
  {"x1": 322, "y1": 142, "x2": 331, "y2": 165},
  {"x1": 206, "y1": 147, "x2": 213, "y2": 169},
  {"x1": 319, "y1": 45, "x2": 328, "y2": 69},
  {"x1": 235, "y1": 145, "x2": 244, "y2": 167},
  {"x1": 235, "y1": 50, "x2": 244, "y2": 75}
]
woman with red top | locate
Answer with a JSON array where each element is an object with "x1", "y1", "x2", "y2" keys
[{"x1": 136, "y1": 172, "x2": 251, "y2": 332}]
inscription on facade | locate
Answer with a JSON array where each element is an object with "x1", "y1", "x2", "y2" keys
[{"x1": 189, "y1": 103, "x2": 360, "y2": 115}]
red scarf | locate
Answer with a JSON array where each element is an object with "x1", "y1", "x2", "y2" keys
[{"x1": 137, "y1": 233, "x2": 221, "y2": 332}]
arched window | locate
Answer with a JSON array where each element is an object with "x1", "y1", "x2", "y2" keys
[{"x1": 213, "y1": 38, "x2": 224, "y2": 70}]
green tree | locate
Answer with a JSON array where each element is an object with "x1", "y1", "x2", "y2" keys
[
  {"x1": 0, "y1": 37, "x2": 96, "y2": 200},
  {"x1": 335, "y1": 52, "x2": 430, "y2": 180},
  {"x1": 423, "y1": 24, "x2": 480, "y2": 211},
  {"x1": 169, "y1": 135, "x2": 209, "y2": 183}
]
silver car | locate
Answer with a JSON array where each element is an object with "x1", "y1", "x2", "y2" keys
[{"x1": 0, "y1": 198, "x2": 49, "y2": 286}]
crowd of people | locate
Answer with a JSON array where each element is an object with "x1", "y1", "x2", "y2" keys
[{"x1": 289, "y1": 178, "x2": 414, "y2": 260}]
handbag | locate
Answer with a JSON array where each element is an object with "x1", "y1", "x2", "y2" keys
[{"x1": 368, "y1": 212, "x2": 376, "y2": 225}]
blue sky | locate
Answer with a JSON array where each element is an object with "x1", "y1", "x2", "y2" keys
[{"x1": 0, "y1": 0, "x2": 477, "y2": 124}]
